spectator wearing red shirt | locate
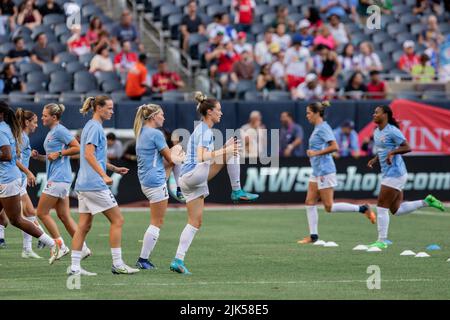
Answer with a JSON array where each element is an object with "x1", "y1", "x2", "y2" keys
[
  {"x1": 68, "y1": 24, "x2": 91, "y2": 56},
  {"x1": 398, "y1": 40, "x2": 420, "y2": 73},
  {"x1": 306, "y1": 6, "x2": 323, "y2": 36},
  {"x1": 366, "y1": 70, "x2": 387, "y2": 100},
  {"x1": 86, "y1": 16, "x2": 103, "y2": 45},
  {"x1": 151, "y1": 61, "x2": 185, "y2": 94},
  {"x1": 125, "y1": 54, "x2": 151, "y2": 100},
  {"x1": 232, "y1": 0, "x2": 255, "y2": 33},
  {"x1": 217, "y1": 39, "x2": 240, "y2": 96},
  {"x1": 114, "y1": 40, "x2": 138, "y2": 82}
]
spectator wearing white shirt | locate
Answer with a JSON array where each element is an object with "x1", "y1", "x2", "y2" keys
[
  {"x1": 284, "y1": 34, "x2": 313, "y2": 90},
  {"x1": 291, "y1": 73, "x2": 324, "y2": 100},
  {"x1": 234, "y1": 31, "x2": 253, "y2": 55},
  {"x1": 254, "y1": 28, "x2": 274, "y2": 66},
  {"x1": 269, "y1": 47, "x2": 286, "y2": 90},
  {"x1": 107, "y1": 132, "x2": 124, "y2": 160},
  {"x1": 272, "y1": 23, "x2": 291, "y2": 51},
  {"x1": 355, "y1": 41, "x2": 382, "y2": 76},
  {"x1": 327, "y1": 14, "x2": 349, "y2": 47},
  {"x1": 338, "y1": 43, "x2": 358, "y2": 73},
  {"x1": 90, "y1": 45, "x2": 114, "y2": 75}
]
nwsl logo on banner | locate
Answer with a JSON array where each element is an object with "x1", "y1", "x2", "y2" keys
[{"x1": 358, "y1": 99, "x2": 450, "y2": 155}]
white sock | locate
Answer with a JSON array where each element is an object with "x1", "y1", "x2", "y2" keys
[
  {"x1": 331, "y1": 203, "x2": 360, "y2": 212},
  {"x1": 140, "y1": 225, "x2": 160, "y2": 260},
  {"x1": 305, "y1": 205, "x2": 319, "y2": 235},
  {"x1": 175, "y1": 224, "x2": 198, "y2": 261},
  {"x1": 22, "y1": 216, "x2": 36, "y2": 251},
  {"x1": 173, "y1": 164, "x2": 181, "y2": 187},
  {"x1": 376, "y1": 207, "x2": 390, "y2": 242},
  {"x1": 227, "y1": 154, "x2": 241, "y2": 191},
  {"x1": 0, "y1": 225, "x2": 5, "y2": 239},
  {"x1": 38, "y1": 233, "x2": 56, "y2": 248},
  {"x1": 71, "y1": 250, "x2": 82, "y2": 272},
  {"x1": 395, "y1": 200, "x2": 426, "y2": 216},
  {"x1": 111, "y1": 247, "x2": 124, "y2": 268},
  {"x1": 57, "y1": 237, "x2": 67, "y2": 249}
]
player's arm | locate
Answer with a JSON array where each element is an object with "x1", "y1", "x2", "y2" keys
[
  {"x1": 387, "y1": 141, "x2": 411, "y2": 165},
  {"x1": 0, "y1": 145, "x2": 12, "y2": 161},
  {"x1": 367, "y1": 155, "x2": 378, "y2": 169},
  {"x1": 16, "y1": 160, "x2": 36, "y2": 186},
  {"x1": 197, "y1": 138, "x2": 238, "y2": 162},
  {"x1": 106, "y1": 162, "x2": 129, "y2": 176},
  {"x1": 85, "y1": 144, "x2": 112, "y2": 185},
  {"x1": 31, "y1": 149, "x2": 46, "y2": 162},
  {"x1": 308, "y1": 140, "x2": 339, "y2": 157},
  {"x1": 47, "y1": 139, "x2": 80, "y2": 161}
]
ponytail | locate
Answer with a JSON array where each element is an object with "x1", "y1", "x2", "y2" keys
[
  {"x1": 133, "y1": 104, "x2": 163, "y2": 139},
  {"x1": 44, "y1": 103, "x2": 65, "y2": 120},
  {"x1": 80, "y1": 95, "x2": 111, "y2": 115},
  {"x1": 379, "y1": 105, "x2": 399, "y2": 128},
  {"x1": 194, "y1": 91, "x2": 218, "y2": 117},
  {"x1": 15, "y1": 108, "x2": 36, "y2": 129},
  {"x1": 0, "y1": 101, "x2": 22, "y2": 153},
  {"x1": 307, "y1": 100, "x2": 331, "y2": 118}
]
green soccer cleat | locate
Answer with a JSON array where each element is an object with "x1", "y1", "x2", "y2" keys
[
  {"x1": 231, "y1": 189, "x2": 259, "y2": 203},
  {"x1": 368, "y1": 241, "x2": 388, "y2": 249},
  {"x1": 170, "y1": 258, "x2": 192, "y2": 275},
  {"x1": 424, "y1": 194, "x2": 445, "y2": 212}
]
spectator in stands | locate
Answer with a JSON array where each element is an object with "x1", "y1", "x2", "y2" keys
[
  {"x1": 39, "y1": 0, "x2": 63, "y2": 17},
  {"x1": 204, "y1": 30, "x2": 225, "y2": 79},
  {"x1": 272, "y1": 23, "x2": 291, "y2": 52},
  {"x1": 327, "y1": 14, "x2": 349, "y2": 47},
  {"x1": 180, "y1": 0, "x2": 205, "y2": 53},
  {"x1": 111, "y1": 9, "x2": 143, "y2": 53},
  {"x1": 414, "y1": 0, "x2": 443, "y2": 16},
  {"x1": 419, "y1": 15, "x2": 444, "y2": 46},
  {"x1": 217, "y1": 38, "x2": 240, "y2": 96},
  {"x1": 232, "y1": 0, "x2": 255, "y2": 33},
  {"x1": 107, "y1": 132, "x2": 124, "y2": 161},
  {"x1": 411, "y1": 53, "x2": 436, "y2": 83},
  {"x1": 0, "y1": 6, "x2": 14, "y2": 36},
  {"x1": 366, "y1": 70, "x2": 387, "y2": 99},
  {"x1": 4, "y1": 36, "x2": 30, "y2": 66},
  {"x1": 314, "y1": 44, "x2": 340, "y2": 94},
  {"x1": 333, "y1": 120, "x2": 360, "y2": 159},
  {"x1": 254, "y1": 28, "x2": 274, "y2": 66},
  {"x1": 257, "y1": 63, "x2": 278, "y2": 91},
  {"x1": 92, "y1": 30, "x2": 111, "y2": 54},
  {"x1": 0, "y1": 62, "x2": 24, "y2": 94},
  {"x1": 114, "y1": 40, "x2": 138, "y2": 80},
  {"x1": 305, "y1": 6, "x2": 323, "y2": 35},
  {"x1": 294, "y1": 19, "x2": 314, "y2": 49},
  {"x1": 206, "y1": 13, "x2": 223, "y2": 39},
  {"x1": 30, "y1": 32, "x2": 57, "y2": 65},
  {"x1": 271, "y1": 5, "x2": 295, "y2": 33},
  {"x1": 151, "y1": 60, "x2": 185, "y2": 94},
  {"x1": 125, "y1": 53, "x2": 151, "y2": 100},
  {"x1": 424, "y1": 39, "x2": 439, "y2": 70},
  {"x1": 230, "y1": 49, "x2": 254, "y2": 93},
  {"x1": 89, "y1": 45, "x2": 114, "y2": 74},
  {"x1": 67, "y1": 24, "x2": 91, "y2": 56},
  {"x1": 320, "y1": 0, "x2": 349, "y2": 19},
  {"x1": 313, "y1": 25, "x2": 336, "y2": 51},
  {"x1": 284, "y1": 34, "x2": 313, "y2": 90},
  {"x1": 338, "y1": 43, "x2": 358, "y2": 73},
  {"x1": 279, "y1": 111, "x2": 304, "y2": 157},
  {"x1": 0, "y1": 0, "x2": 16, "y2": 17},
  {"x1": 86, "y1": 16, "x2": 104, "y2": 46},
  {"x1": 220, "y1": 13, "x2": 237, "y2": 42},
  {"x1": 344, "y1": 71, "x2": 367, "y2": 99},
  {"x1": 355, "y1": 41, "x2": 382, "y2": 75},
  {"x1": 122, "y1": 139, "x2": 137, "y2": 162},
  {"x1": 240, "y1": 111, "x2": 267, "y2": 159},
  {"x1": 398, "y1": 40, "x2": 420, "y2": 73},
  {"x1": 234, "y1": 31, "x2": 253, "y2": 55},
  {"x1": 361, "y1": 134, "x2": 375, "y2": 157},
  {"x1": 270, "y1": 47, "x2": 286, "y2": 89},
  {"x1": 291, "y1": 73, "x2": 324, "y2": 101},
  {"x1": 17, "y1": 0, "x2": 41, "y2": 29}
]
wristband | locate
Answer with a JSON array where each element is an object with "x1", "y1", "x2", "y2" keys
[{"x1": 58, "y1": 151, "x2": 62, "y2": 158}]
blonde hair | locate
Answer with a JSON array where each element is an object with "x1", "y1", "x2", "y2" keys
[
  {"x1": 44, "y1": 103, "x2": 65, "y2": 120},
  {"x1": 194, "y1": 91, "x2": 218, "y2": 116},
  {"x1": 80, "y1": 95, "x2": 111, "y2": 115},
  {"x1": 307, "y1": 100, "x2": 331, "y2": 118},
  {"x1": 15, "y1": 108, "x2": 36, "y2": 129},
  {"x1": 133, "y1": 104, "x2": 163, "y2": 139}
]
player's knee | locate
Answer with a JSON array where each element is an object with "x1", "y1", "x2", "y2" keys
[
  {"x1": 324, "y1": 204, "x2": 333, "y2": 213},
  {"x1": 305, "y1": 199, "x2": 317, "y2": 206},
  {"x1": 113, "y1": 215, "x2": 124, "y2": 228}
]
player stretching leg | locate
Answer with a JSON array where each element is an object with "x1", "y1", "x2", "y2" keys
[
  {"x1": 298, "y1": 101, "x2": 376, "y2": 245},
  {"x1": 170, "y1": 92, "x2": 259, "y2": 275},
  {"x1": 368, "y1": 105, "x2": 444, "y2": 249},
  {"x1": 133, "y1": 104, "x2": 185, "y2": 270},
  {"x1": 68, "y1": 96, "x2": 139, "y2": 276}
]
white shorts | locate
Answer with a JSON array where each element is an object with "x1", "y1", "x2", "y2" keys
[
  {"x1": 77, "y1": 189, "x2": 118, "y2": 215},
  {"x1": 309, "y1": 173, "x2": 338, "y2": 190},
  {"x1": 179, "y1": 162, "x2": 210, "y2": 203},
  {"x1": 0, "y1": 178, "x2": 22, "y2": 198},
  {"x1": 43, "y1": 181, "x2": 71, "y2": 199},
  {"x1": 381, "y1": 174, "x2": 408, "y2": 191},
  {"x1": 141, "y1": 184, "x2": 169, "y2": 203},
  {"x1": 20, "y1": 178, "x2": 27, "y2": 196}
]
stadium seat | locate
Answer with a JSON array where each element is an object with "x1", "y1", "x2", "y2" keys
[
  {"x1": 31, "y1": 25, "x2": 53, "y2": 40},
  {"x1": 391, "y1": 4, "x2": 411, "y2": 15},
  {"x1": 42, "y1": 62, "x2": 64, "y2": 75},
  {"x1": 254, "y1": 5, "x2": 271, "y2": 20},
  {"x1": 56, "y1": 52, "x2": 79, "y2": 66},
  {"x1": 0, "y1": 43, "x2": 14, "y2": 55},
  {"x1": 58, "y1": 32, "x2": 72, "y2": 44},
  {"x1": 74, "y1": 80, "x2": 98, "y2": 93},
  {"x1": 244, "y1": 91, "x2": 264, "y2": 101},
  {"x1": 386, "y1": 23, "x2": 408, "y2": 36},
  {"x1": 423, "y1": 91, "x2": 449, "y2": 100},
  {"x1": 396, "y1": 32, "x2": 414, "y2": 45},
  {"x1": 111, "y1": 91, "x2": 129, "y2": 102},
  {"x1": 48, "y1": 42, "x2": 67, "y2": 55},
  {"x1": 60, "y1": 92, "x2": 83, "y2": 103},
  {"x1": 8, "y1": 92, "x2": 33, "y2": 102},
  {"x1": 371, "y1": 32, "x2": 391, "y2": 45},
  {"x1": 27, "y1": 71, "x2": 50, "y2": 84},
  {"x1": 81, "y1": 4, "x2": 103, "y2": 18},
  {"x1": 162, "y1": 90, "x2": 187, "y2": 101},
  {"x1": 11, "y1": 26, "x2": 32, "y2": 40},
  {"x1": 65, "y1": 61, "x2": 86, "y2": 75},
  {"x1": 235, "y1": 80, "x2": 256, "y2": 99},
  {"x1": 54, "y1": 23, "x2": 69, "y2": 37},
  {"x1": 382, "y1": 41, "x2": 401, "y2": 54},
  {"x1": 175, "y1": 0, "x2": 189, "y2": 7},
  {"x1": 34, "y1": 92, "x2": 59, "y2": 104},
  {"x1": 19, "y1": 63, "x2": 42, "y2": 76},
  {"x1": 396, "y1": 92, "x2": 422, "y2": 100},
  {"x1": 24, "y1": 81, "x2": 47, "y2": 94},
  {"x1": 188, "y1": 33, "x2": 208, "y2": 60},
  {"x1": 410, "y1": 24, "x2": 425, "y2": 36},
  {"x1": 262, "y1": 13, "x2": 277, "y2": 27},
  {"x1": 266, "y1": 90, "x2": 290, "y2": 101},
  {"x1": 50, "y1": 71, "x2": 73, "y2": 84},
  {"x1": 399, "y1": 13, "x2": 418, "y2": 26},
  {"x1": 48, "y1": 80, "x2": 72, "y2": 94},
  {"x1": 101, "y1": 80, "x2": 124, "y2": 93},
  {"x1": 161, "y1": 5, "x2": 182, "y2": 30},
  {"x1": 206, "y1": 5, "x2": 227, "y2": 17},
  {"x1": 150, "y1": 0, "x2": 166, "y2": 21},
  {"x1": 95, "y1": 71, "x2": 121, "y2": 85},
  {"x1": 168, "y1": 14, "x2": 183, "y2": 40},
  {"x1": 79, "y1": 53, "x2": 95, "y2": 67},
  {"x1": 43, "y1": 14, "x2": 66, "y2": 27},
  {"x1": 391, "y1": 50, "x2": 403, "y2": 64}
]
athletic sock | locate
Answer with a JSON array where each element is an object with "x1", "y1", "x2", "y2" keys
[
  {"x1": 175, "y1": 224, "x2": 198, "y2": 261},
  {"x1": 376, "y1": 207, "x2": 390, "y2": 242},
  {"x1": 56, "y1": 237, "x2": 67, "y2": 250},
  {"x1": 395, "y1": 200, "x2": 426, "y2": 216},
  {"x1": 22, "y1": 216, "x2": 36, "y2": 251},
  {"x1": 38, "y1": 233, "x2": 56, "y2": 248},
  {"x1": 305, "y1": 205, "x2": 319, "y2": 236},
  {"x1": 71, "y1": 250, "x2": 82, "y2": 272},
  {"x1": 140, "y1": 225, "x2": 160, "y2": 260},
  {"x1": 0, "y1": 225, "x2": 5, "y2": 239},
  {"x1": 331, "y1": 203, "x2": 360, "y2": 212},
  {"x1": 226, "y1": 154, "x2": 241, "y2": 191},
  {"x1": 111, "y1": 247, "x2": 124, "y2": 268},
  {"x1": 173, "y1": 164, "x2": 181, "y2": 187}
]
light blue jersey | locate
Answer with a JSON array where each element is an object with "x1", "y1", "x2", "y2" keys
[
  {"x1": 0, "y1": 121, "x2": 21, "y2": 183},
  {"x1": 136, "y1": 127, "x2": 168, "y2": 188},
  {"x1": 181, "y1": 121, "x2": 214, "y2": 176},
  {"x1": 308, "y1": 121, "x2": 336, "y2": 177},
  {"x1": 44, "y1": 124, "x2": 74, "y2": 183},
  {"x1": 75, "y1": 119, "x2": 108, "y2": 191},
  {"x1": 374, "y1": 124, "x2": 407, "y2": 178},
  {"x1": 19, "y1": 131, "x2": 31, "y2": 181}
]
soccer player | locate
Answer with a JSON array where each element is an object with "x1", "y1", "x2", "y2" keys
[
  {"x1": 367, "y1": 105, "x2": 445, "y2": 249},
  {"x1": 169, "y1": 92, "x2": 259, "y2": 275},
  {"x1": 133, "y1": 104, "x2": 185, "y2": 270},
  {"x1": 68, "y1": 96, "x2": 139, "y2": 276},
  {"x1": 298, "y1": 101, "x2": 376, "y2": 245},
  {"x1": 0, "y1": 101, "x2": 58, "y2": 257},
  {"x1": 32, "y1": 103, "x2": 91, "y2": 264}
]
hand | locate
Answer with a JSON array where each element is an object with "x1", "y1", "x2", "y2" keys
[
  {"x1": 26, "y1": 172, "x2": 36, "y2": 187},
  {"x1": 386, "y1": 152, "x2": 394, "y2": 165},
  {"x1": 367, "y1": 158, "x2": 377, "y2": 169},
  {"x1": 225, "y1": 138, "x2": 240, "y2": 156},
  {"x1": 102, "y1": 175, "x2": 113, "y2": 185},
  {"x1": 306, "y1": 149, "x2": 318, "y2": 157},
  {"x1": 283, "y1": 148, "x2": 292, "y2": 157},
  {"x1": 170, "y1": 144, "x2": 186, "y2": 165},
  {"x1": 31, "y1": 149, "x2": 40, "y2": 159},
  {"x1": 47, "y1": 152, "x2": 60, "y2": 161},
  {"x1": 115, "y1": 167, "x2": 129, "y2": 175}
]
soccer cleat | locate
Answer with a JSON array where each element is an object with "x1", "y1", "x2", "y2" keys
[
  {"x1": 231, "y1": 189, "x2": 259, "y2": 203},
  {"x1": 361, "y1": 204, "x2": 376, "y2": 224},
  {"x1": 111, "y1": 264, "x2": 140, "y2": 275},
  {"x1": 297, "y1": 236, "x2": 317, "y2": 244},
  {"x1": 0, "y1": 239, "x2": 6, "y2": 249},
  {"x1": 136, "y1": 258, "x2": 157, "y2": 270},
  {"x1": 37, "y1": 240, "x2": 46, "y2": 249},
  {"x1": 67, "y1": 266, "x2": 97, "y2": 276},
  {"x1": 48, "y1": 245, "x2": 60, "y2": 265},
  {"x1": 424, "y1": 194, "x2": 445, "y2": 212},
  {"x1": 170, "y1": 258, "x2": 192, "y2": 275},
  {"x1": 81, "y1": 247, "x2": 92, "y2": 260},
  {"x1": 368, "y1": 241, "x2": 388, "y2": 249},
  {"x1": 22, "y1": 250, "x2": 42, "y2": 259}
]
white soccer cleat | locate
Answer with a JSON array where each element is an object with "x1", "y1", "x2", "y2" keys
[
  {"x1": 22, "y1": 250, "x2": 43, "y2": 259},
  {"x1": 353, "y1": 245, "x2": 369, "y2": 251},
  {"x1": 49, "y1": 245, "x2": 70, "y2": 265},
  {"x1": 49, "y1": 245, "x2": 59, "y2": 265},
  {"x1": 323, "y1": 241, "x2": 339, "y2": 247},
  {"x1": 67, "y1": 266, "x2": 97, "y2": 276},
  {"x1": 400, "y1": 250, "x2": 416, "y2": 256},
  {"x1": 81, "y1": 247, "x2": 92, "y2": 260},
  {"x1": 367, "y1": 246, "x2": 382, "y2": 252},
  {"x1": 313, "y1": 240, "x2": 326, "y2": 246},
  {"x1": 111, "y1": 264, "x2": 140, "y2": 275},
  {"x1": 415, "y1": 252, "x2": 430, "y2": 258}
]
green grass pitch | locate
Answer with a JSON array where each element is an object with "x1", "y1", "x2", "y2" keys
[{"x1": 1, "y1": 207, "x2": 449, "y2": 300}]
